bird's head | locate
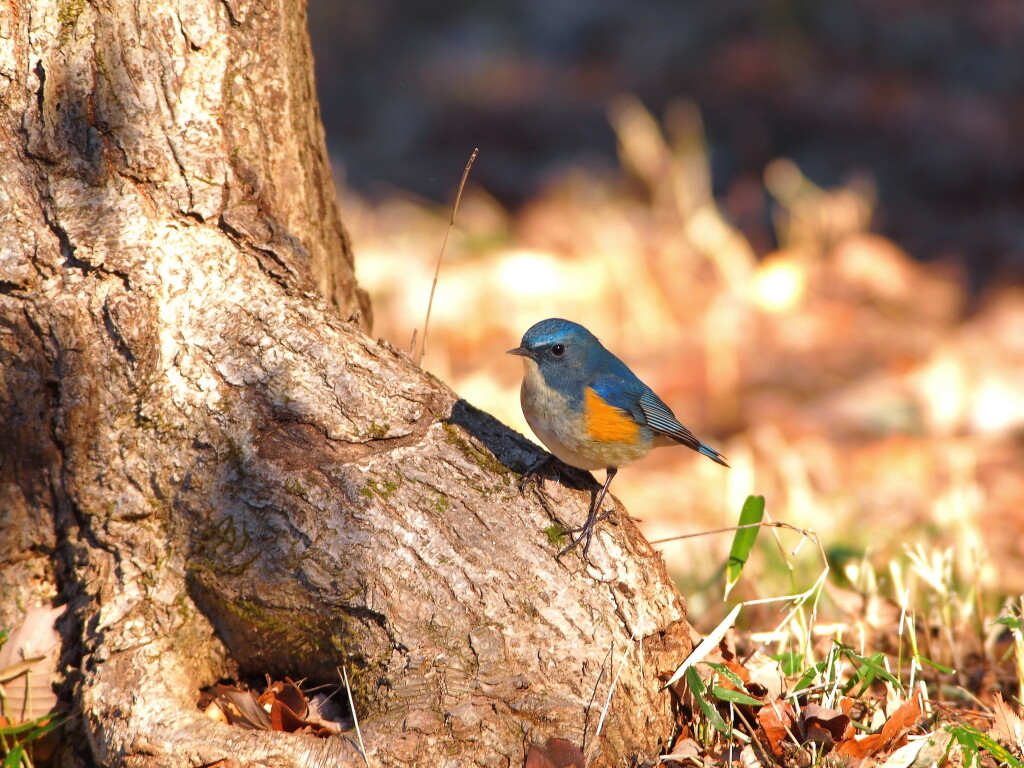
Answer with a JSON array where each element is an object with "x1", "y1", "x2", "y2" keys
[{"x1": 507, "y1": 318, "x2": 600, "y2": 378}]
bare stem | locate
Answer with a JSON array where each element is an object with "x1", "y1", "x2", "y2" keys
[
  {"x1": 416, "y1": 147, "x2": 479, "y2": 367},
  {"x1": 341, "y1": 665, "x2": 370, "y2": 767},
  {"x1": 649, "y1": 520, "x2": 816, "y2": 545}
]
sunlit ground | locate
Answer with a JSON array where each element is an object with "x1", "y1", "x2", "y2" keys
[{"x1": 339, "y1": 97, "x2": 1024, "y2": 634}]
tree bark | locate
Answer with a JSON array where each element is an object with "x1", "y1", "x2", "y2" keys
[{"x1": 0, "y1": 0, "x2": 692, "y2": 766}]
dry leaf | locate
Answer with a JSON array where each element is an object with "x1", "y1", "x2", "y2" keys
[
  {"x1": 259, "y1": 677, "x2": 308, "y2": 719},
  {"x1": 212, "y1": 684, "x2": 272, "y2": 730},
  {"x1": 800, "y1": 702, "x2": 851, "y2": 745},
  {"x1": 307, "y1": 692, "x2": 347, "y2": 735},
  {"x1": 524, "y1": 737, "x2": 585, "y2": 768},
  {"x1": 707, "y1": 744, "x2": 751, "y2": 765},
  {"x1": 744, "y1": 651, "x2": 785, "y2": 701},
  {"x1": 757, "y1": 699, "x2": 797, "y2": 757},
  {"x1": 803, "y1": 723, "x2": 836, "y2": 748},
  {"x1": 877, "y1": 735, "x2": 928, "y2": 768},
  {"x1": 989, "y1": 692, "x2": 1024, "y2": 754},
  {"x1": 739, "y1": 743, "x2": 764, "y2": 768},
  {"x1": 0, "y1": 605, "x2": 63, "y2": 724},
  {"x1": 661, "y1": 737, "x2": 702, "y2": 766},
  {"x1": 838, "y1": 692, "x2": 923, "y2": 760},
  {"x1": 825, "y1": 583, "x2": 903, "y2": 632},
  {"x1": 269, "y1": 698, "x2": 308, "y2": 733},
  {"x1": 203, "y1": 700, "x2": 228, "y2": 724},
  {"x1": 908, "y1": 729, "x2": 954, "y2": 767},
  {"x1": 209, "y1": 678, "x2": 344, "y2": 737}
]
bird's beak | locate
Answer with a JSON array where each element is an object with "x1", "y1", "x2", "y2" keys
[{"x1": 507, "y1": 346, "x2": 532, "y2": 357}]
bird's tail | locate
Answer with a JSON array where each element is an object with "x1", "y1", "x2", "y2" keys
[{"x1": 697, "y1": 442, "x2": 730, "y2": 467}]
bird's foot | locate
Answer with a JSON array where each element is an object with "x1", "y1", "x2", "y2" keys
[
  {"x1": 557, "y1": 511, "x2": 613, "y2": 559},
  {"x1": 518, "y1": 454, "x2": 558, "y2": 493},
  {"x1": 561, "y1": 510, "x2": 613, "y2": 535},
  {"x1": 556, "y1": 467, "x2": 618, "y2": 560},
  {"x1": 557, "y1": 530, "x2": 590, "y2": 558}
]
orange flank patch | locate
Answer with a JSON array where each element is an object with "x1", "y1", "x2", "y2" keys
[{"x1": 584, "y1": 388, "x2": 640, "y2": 443}]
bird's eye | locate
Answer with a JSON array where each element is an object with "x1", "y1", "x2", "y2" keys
[{"x1": 551, "y1": 344, "x2": 565, "y2": 356}]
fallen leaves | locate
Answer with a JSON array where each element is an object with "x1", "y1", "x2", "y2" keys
[
  {"x1": 665, "y1": 628, "x2": 1024, "y2": 768},
  {"x1": 756, "y1": 699, "x2": 853, "y2": 760},
  {"x1": 201, "y1": 676, "x2": 347, "y2": 737},
  {"x1": 671, "y1": 646, "x2": 1024, "y2": 767},
  {"x1": 836, "y1": 693, "x2": 922, "y2": 761},
  {"x1": 661, "y1": 736, "x2": 703, "y2": 766}
]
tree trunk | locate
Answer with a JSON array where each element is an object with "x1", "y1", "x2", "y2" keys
[{"x1": 0, "y1": 0, "x2": 692, "y2": 765}]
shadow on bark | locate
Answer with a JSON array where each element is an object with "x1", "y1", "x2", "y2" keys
[
  {"x1": 182, "y1": 393, "x2": 602, "y2": 691},
  {"x1": 447, "y1": 398, "x2": 598, "y2": 491}
]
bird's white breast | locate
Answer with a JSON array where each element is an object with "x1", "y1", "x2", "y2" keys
[{"x1": 519, "y1": 359, "x2": 650, "y2": 470}]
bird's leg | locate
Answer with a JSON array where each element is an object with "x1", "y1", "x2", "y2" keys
[
  {"x1": 519, "y1": 454, "x2": 559, "y2": 492},
  {"x1": 563, "y1": 468, "x2": 617, "y2": 533},
  {"x1": 558, "y1": 467, "x2": 617, "y2": 558}
]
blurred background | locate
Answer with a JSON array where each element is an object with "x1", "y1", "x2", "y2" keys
[{"x1": 309, "y1": 1, "x2": 1024, "y2": 626}]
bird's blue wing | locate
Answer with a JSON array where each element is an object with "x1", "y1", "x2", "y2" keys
[
  {"x1": 638, "y1": 387, "x2": 729, "y2": 465},
  {"x1": 590, "y1": 372, "x2": 728, "y2": 467},
  {"x1": 639, "y1": 387, "x2": 729, "y2": 466}
]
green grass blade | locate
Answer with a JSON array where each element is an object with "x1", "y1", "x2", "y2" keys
[
  {"x1": 948, "y1": 725, "x2": 1024, "y2": 768},
  {"x1": 0, "y1": 713, "x2": 59, "y2": 737},
  {"x1": 842, "y1": 648, "x2": 904, "y2": 691},
  {"x1": 772, "y1": 652, "x2": 804, "y2": 677},
  {"x1": 0, "y1": 720, "x2": 44, "y2": 737},
  {"x1": 0, "y1": 713, "x2": 62, "y2": 768},
  {"x1": 994, "y1": 616, "x2": 1024, "y2": 631},
  {"x1": 710, "y1": 686, "x2": 763, "y2": 706},
  {"x1": 2, "y1": 744, "x2": 25, "y2": 768},
  {"x1": 919, "y1": 655, "x2": 956, "y2": 675},
  {"x1": 724, "y1": 495, "x2": 765, "y2": 599},
  {"x1": 703, "y1": 662, "x2": 749, "y2": 691},
  {"x1": 792, "y1": 660, "x2": 828, "y2": 692},
  {"x1": 685, "y1": 667, "x2": 731, "y2": 735}
]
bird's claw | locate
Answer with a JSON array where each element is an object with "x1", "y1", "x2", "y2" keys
[
  {"x1": 556, "y1": 511, "x2": 613, "y2": 559},
  {"x1": 557, "y1": 530, "x2": 589, "y2": 558},
  {"x1": 518, "y1": 455, "x2": 558, "y2": 493},
  {"x1": 561, "y1": 510, "x2": 613, "y2": 535}
]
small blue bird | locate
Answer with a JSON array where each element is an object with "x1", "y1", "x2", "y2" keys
[{"x1": 508, "y1": 318, "x2": 728, "y2": 557}]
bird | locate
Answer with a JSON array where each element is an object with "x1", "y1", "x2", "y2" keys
[{"x1": 508, "y1": 318, "x2": 728, "y2": 557}]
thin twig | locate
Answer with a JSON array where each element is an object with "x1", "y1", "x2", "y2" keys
[
  {"x1": 648, "y1": 519, "x2": 816, "y2": 545},
  {"x1": 415, "y1": 147, "x2": 479, "y2": 367},
  {"x1": 731, "y1": 704, "x2": 773, "y2": 765},
  {"x1": 341, "y1": 666, "x2": 370, "y2": 767},
  {"x1": 581, "y1": 646, "x2": 612, "y2": 754},
  {"x1": 588, "y1": 629, "x2": 640, "y2": 764}
]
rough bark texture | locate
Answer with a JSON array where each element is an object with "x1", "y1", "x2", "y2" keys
[{"x1": 0, "y1": 0, "x2": 692, "y2": 766}]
